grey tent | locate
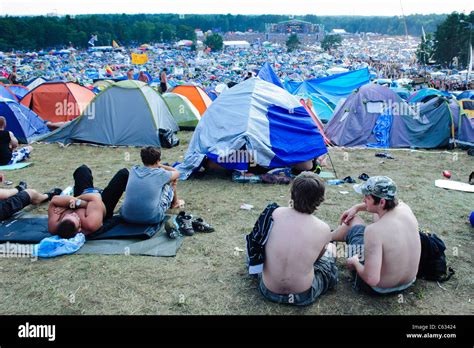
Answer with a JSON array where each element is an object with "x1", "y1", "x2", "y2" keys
[
  {"x1": 35, "y1": 80, "x2": 178, "y2": 146},
  {"x1": 325, "y1": 84, "x2": 453, "y2": 148}
]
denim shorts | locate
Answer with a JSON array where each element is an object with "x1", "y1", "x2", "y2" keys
[
  {"x1": 258, "y1": 255, "x2": 338, "y2": 306},
  {"x1": 159, "y1": 184, "x2": 174, "y2": 211}
]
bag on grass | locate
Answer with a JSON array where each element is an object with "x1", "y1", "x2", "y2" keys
[
  {"x1": 159, "y1": 129, "x2": 179, "y2": 148},
  {"x1": 417, "y1": 230, "x2": 455, "y2": 282}
]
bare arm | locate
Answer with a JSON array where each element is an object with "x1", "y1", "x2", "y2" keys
[
  {"x1": 9, "y1": 131, "x2": 18, "y2": 150},
  {"x1": 80, "y1": 199, "x2": 104, "y2": 232},
  {"x1": 340, "y1": 202, "x2": 367, "y2": 225},
  {"x1": 347, "y1": 227, "x2": 382, "y2": 287},
  {"x1": 48, "y1": 200, "x2": 65, "y2": 233}
]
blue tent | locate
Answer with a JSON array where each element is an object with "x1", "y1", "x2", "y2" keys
[
  {"x1": 6, "y1": 85, "x2": 29, "y2": 100},
  {"x1": 176, "y1": 78, "x2": 327, "y2": 179},
  {"x1": 0, "y1": 85, "x2": 17, "y2": 100},
  {"x1": 407, "y1": 88, "x2": 451, "y2": 104},
  {"x1": 0, "y1": 98, "x2": 50, "y2": 143},
  {"x1": 284, "y1": 68, "x2": 370, "y2": 107},
  {"x1": 456, "y1": 90, "x2": 474, "y2": 100},
  {"x1": 257, "y1": 62, "x2": 284, "y2": 89}
]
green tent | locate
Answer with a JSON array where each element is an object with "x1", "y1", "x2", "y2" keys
[{"x1": 162, "y1": 92, "x2": 201, "y2": 130}]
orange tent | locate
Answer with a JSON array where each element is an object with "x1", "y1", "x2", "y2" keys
[
  {"x1": 170, "y1": 85, "x2": 212, "y2": 116},
  {"x1": 21, "y1": 82, "x2": 95, "y2": 122}
]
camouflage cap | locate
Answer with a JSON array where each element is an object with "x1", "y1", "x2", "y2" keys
[{"x1": 353, "y1": 176, "x2": 397, "y2": 200}]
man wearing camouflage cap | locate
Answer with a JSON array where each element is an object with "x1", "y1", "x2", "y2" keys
[{"x1": 331, "y1": 176, "x2": 420, "y2": 295}]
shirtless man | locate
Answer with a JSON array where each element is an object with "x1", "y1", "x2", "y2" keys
[
  {"x1": 160, "y1": 68, "x2": 168, "y2": 93},
  {"x1": 48, "y1": 165, "x2": 129, "y2": 238},
  {"x1": 248, "y1": 172, "x2": 338, "y2": 306},
  {"x1": 331, "y1": 176, "x2": 420, "y2": 295}
]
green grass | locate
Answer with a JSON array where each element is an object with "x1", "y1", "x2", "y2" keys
[{"x1": 0, "y1": 131, "x2": 472, "y2": 315}]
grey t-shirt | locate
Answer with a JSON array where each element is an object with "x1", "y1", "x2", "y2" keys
[{"x1": 121, "y1": 165, "x2": 172, "y2": 224}]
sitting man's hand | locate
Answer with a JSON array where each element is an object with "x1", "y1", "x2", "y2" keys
[
  {"x1": 53, "y1": 207, "x2": 67, "y2": 215},
  {"x1": 346, "y1": 254, "x2": 360, "y2": 270},
  {"x1": 340, "y1": 207, "x2": 357, "y2": 225}
]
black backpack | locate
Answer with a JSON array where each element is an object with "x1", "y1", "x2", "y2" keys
[
  {"x1": 417, "y1": 231, "x2": 455, "y2": 282},
  {"x1": 159, "y1": 129, "x2": 180, "y2": 148}
]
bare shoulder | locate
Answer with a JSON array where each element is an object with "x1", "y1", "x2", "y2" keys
[{"x1": 272, "y1": 206, "x2": 288, "y2": 218}]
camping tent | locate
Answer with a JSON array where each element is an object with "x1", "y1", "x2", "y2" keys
[
  {"x1": 456, "y1": 90, "x2": 474, "y2": 100},
  {"x1": 456, "y1": 99, "x2": 474, "y2": 148},
  {"x1": 0, "y1": 84, "x2": 18, "y2": 101},
  {"x1": 5, "y1": 85, "x2": 29, "y2": 100},
  {"x1": 21, "y1": 82, "x2": 95, "y2": 122},
  {"x1": 176, "y1": 78, "x2": 328, "y2": 179},
  {"x1": 407, "y1": 88, "x2": 450, "y2": 104},
  {"x1": 170, "y1": 85, "x2": 212, "y2": 116},
  {"x1": 325, "y1": 84, "x2": 453, "y2": 148},
  {"x1": 35, "y1": 80, "x2": 178, "y2": 146},
  {"x1": 284, "y1": 68, "x2": 370, "y2": 108},
  {"x1": 0, "y1": 97, "x2": 49, "y2": 143},
  {"x1": 92, "y1": 79, "x2": 115, "y2": 92},
  {"x1": 162, "y1": 93, "x2": 201, "y2": 130},
  {"x1": 26, "y1": 77, "x2": 49, "y2": 91}
]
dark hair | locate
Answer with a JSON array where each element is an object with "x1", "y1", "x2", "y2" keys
[
  {"x1": 290, "y1": 172, "x2": 325, "y2": 214},
  {"x1": 163, "y1": 68, "x2": 167, "y2": 72},
  {"x1": 371, "y1": 195, "x2": 398, "y2": 211},
  {"x1": 141, "y1": 146, "x2": 161, "y2": 165},
  {"x1": 57, "y1": 219, "x2": 78, "y2": 238},
  {"x1": 0, "y1": 116, "x2": 5, "y2": 129}
]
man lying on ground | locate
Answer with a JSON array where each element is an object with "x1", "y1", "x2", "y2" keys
[
  {"x1": 0, "y1": 116, "x2": 33, "y2": 166},
  {"x1": 0, "y1": 172, "x2": 61, "y2": 221},
  {"x1": 246, "y1": 172, "x2": 338, "y2": 306},
  {"x1": 331, "y1": 176, "x2": 420, "y2": 295},
  {"x1": 120, "y1": 146, "x2": 183, "y2": 225},
  {"x1": 48, "y1": 165, "x2": 129, "y2": 238}
]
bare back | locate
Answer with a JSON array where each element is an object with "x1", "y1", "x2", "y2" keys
[
  {"x1": 262, "y1": 207, "x2": 331, "y2": 294},
  {"x1": 366, "y1": 202, "x2": 420, "y2": 287}
]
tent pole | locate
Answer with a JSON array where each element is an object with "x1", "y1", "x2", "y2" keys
[{"x1": 326, "y1": 150, "x2": 338, "y2": 179}]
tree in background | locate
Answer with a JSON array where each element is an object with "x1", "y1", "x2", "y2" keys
[
  {"x1": 433, "y1": 11, "x2": 474, "y2": 68},
  {"x1": 204, "y1": 33, "x2": 223, "y2": 51},
  {"x1": 321, "y1": 34, "x2": 342, "y2": 52},
  {"x1": 416, "y1": 32, "x2": 435, "y2": 65},
  {"x1": 286, "y1": 34, "x2": 300, "y2": 52}
]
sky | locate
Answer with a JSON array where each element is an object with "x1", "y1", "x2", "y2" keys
[{"x1": 0, "y1": 0, "x2": 472, "y2": 17}]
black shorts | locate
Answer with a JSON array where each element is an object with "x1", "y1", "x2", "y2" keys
[
  {"x1": 160, "y1": 82, "x2": 167, "y2": 93},
  {"x1": 0, "y1": 191, "x2": 31, "y2": 221}
]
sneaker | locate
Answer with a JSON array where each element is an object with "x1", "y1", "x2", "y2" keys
[
  {"x1": 192, "y1": 217, "x2": 215, "y2": 233},
  {"x1": 176, "y1": 211, "x2": 194, "y2": 236},
  {"x1": 45, "y1": 188, "x2": 63, "y2": 201},
  {"x1": 165, "y1": 216, "x2": 181, "y2": 239},
  {"x1": 15, "y1": 181, "x2": 27, "y2": 192}
]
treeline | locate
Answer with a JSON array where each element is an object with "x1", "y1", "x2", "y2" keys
[{"x1": 0, "y1": 13, "x2": 449, "y2": 51}]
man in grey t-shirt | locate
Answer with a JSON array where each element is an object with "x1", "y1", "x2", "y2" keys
[{"x1": 121, "y1": 147, "x2": 183, "y2": 224}]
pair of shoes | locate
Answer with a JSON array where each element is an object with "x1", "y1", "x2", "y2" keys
[
  {"x1": 176, "y1": 211, "x2": 194, "y2": 236},
  {"x1": 192, "y1": 217, "x2": 215, "y2": 233},
  {"x1": 343, "y1": 176, "x2": 356, "y2": 184},
  {"x1": 358, "y1": 173, "x2": 370, "y2": 181},
  {"x1": 176, "y1": 211, "x2": 215, "y2": 235},
  {"x1": 165, "y1": 216, "x2": 181, "y2": 239},
  {"x1": 45, "y1": 188, "x2": 62, "y2": 201},
  {"x1": 15, "y1": 181, "x2": 27, "y2": 192}
]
